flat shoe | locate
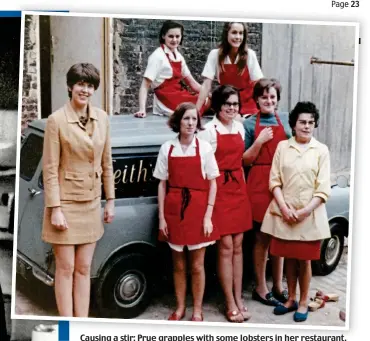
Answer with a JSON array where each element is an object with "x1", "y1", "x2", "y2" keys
[
  {"x1": 168, "y1": 310, "x2": 185, "y2": 321},
  {"x1": 308, "y1": 297, "x2": 325, "y2": 311},
  {"x1": 225, "y1": 310, "x2": 244, "y2": 323},
  {"x1": 239, "y1": 306, "x2": 252, "y2": 321},
  {"x1": 252, "y1": 290, "x2": 281, "y2": 307},
  {"x1": 273, "y1": 301, "x2": 298, "y2": 315},
  {"x1": 294, "y1": 309, "x2": 309, "y2": 322},
  {"x1": 315, "y1": 290, "x2": 339, "y2": 302},
  {"x1": 272, "y1": 287, "x2": 289, "y2": 303},
  {"x1": 191, "y1": 313, "x2": 203, "y2": 322}
]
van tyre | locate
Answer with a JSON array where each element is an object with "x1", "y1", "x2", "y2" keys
[
  {"x1": 96, "y1": 253, "x2": 152, "y2": 318},
  {"x1": 312, "y1": 222, "x2": 345, "y2": 276}
]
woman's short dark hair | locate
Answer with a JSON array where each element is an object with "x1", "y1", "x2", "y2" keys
[
  {"x1": 253, "y1": 78, "x2": 282, "y2": 108},
  {"x1": 289, "y1": 101, "x2": 320, "y2": 130},
  {"x1": 159, "y1": 20, "x2": 184, "y2": 45},
  {"x1": 66, "y1": 63, "x2": 100, "y2": 98},
  {"x1": 168, "y1": 102, "x2": 203, "y2": 133},
  {"x1": 210, "y1": 85, "x2": 241, "y2": 117}
]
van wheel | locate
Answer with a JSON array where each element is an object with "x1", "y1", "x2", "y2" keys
[
  {"x1": 312, "y1": 222, "x2": 345, "y2": 276},
  {"x1": 96, "y1": 253, "x2": 152, "y2": 318}
]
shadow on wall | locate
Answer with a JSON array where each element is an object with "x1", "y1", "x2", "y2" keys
[{"x1": 0, "y1": 110, "x2": 17, "y2": 168}]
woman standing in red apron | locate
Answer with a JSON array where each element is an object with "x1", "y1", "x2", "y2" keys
[
  {"x1": 153, "y1": 102, "x2": 220, "y2": 322},
  {"x1": 198, "y1": 85, "x2": 252, "y2": 323},
  {"x1": 196, "y1": 22, "x2": 263, "y2": 119},
  {"x1": 134, "y1": 21, "x2": 201, "y2": 118},
  {"x1": 243, "y1": 78, "x2": 292, "y2": 306}
]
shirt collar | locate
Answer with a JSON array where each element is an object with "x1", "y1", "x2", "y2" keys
[
  {"x1": 162, "y1": 44, "x2": 178, "y2": 58},
  {"x1": 288, "y1": 136, "x2": 319, "y2": 150},
  {"x1": 172, "y1": 135, "x2": 197, "y2": 148},
  {"x1": 65, "y1": 101, "x2": 98, "y2": 123},
  {"x1": 212, "y1": 116, "x2": 237, "y2": 129}
]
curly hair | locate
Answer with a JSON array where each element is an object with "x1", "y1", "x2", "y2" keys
[
  {"x1": 210, "y1": 85, "x2": 241, "y2": 118},
  {"x1": 289, "y1": 101, "x2": 320, "y2": 130}
]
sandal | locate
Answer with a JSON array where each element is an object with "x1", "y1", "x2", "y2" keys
[
  {"x1": 308, "y1": 297, "x2": 325, "y2": 311},
  {"x1": 168, "y1": 310, "x2": 185, "y2": 321},
  {"x1": 239, "y1": 306, "x2": 252, "y2": 321},
  {"x1": 191, "y1": 313, "x2": 203, "y2": 322},
  {"x1": 315, "y1": 290, "x2": 339, "y2": 302},
  {"x1": 225, "y1": 310, "x2": 244, "y2": 323}
]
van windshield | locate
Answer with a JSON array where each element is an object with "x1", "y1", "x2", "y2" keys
[{"x1": 20, "y1": 133, "x2": 43, "y2": 182}]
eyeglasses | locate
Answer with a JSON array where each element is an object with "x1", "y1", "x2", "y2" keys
[{"x1": 223, "y1": 102, "x2": 240, "y2": 108}]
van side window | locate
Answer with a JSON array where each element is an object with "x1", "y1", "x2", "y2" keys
[
  {"x1": 20, "y1": 134, "x2": 43, "y2": 182},
  {"x1": 102, "y1": 153, "x2": 159, "y2": 199}
]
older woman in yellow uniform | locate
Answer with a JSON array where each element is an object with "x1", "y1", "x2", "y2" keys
[
  {"x1": 42, "y1": 63, "x2": 115, "y2": 317},
  {"x1": 261, "y1": 101, "x2": 331, "y2": 322}
]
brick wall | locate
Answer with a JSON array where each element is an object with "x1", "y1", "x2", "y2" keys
[
  {"x1": 113, "y1": 19, "x2": 262, "y2": 115},
  {"x1": 22, "y1": 15, "x2": 39, "y2": 131}
]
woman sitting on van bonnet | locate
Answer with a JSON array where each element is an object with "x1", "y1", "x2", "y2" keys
[
  {"x1": 261, "y1": 101, "x2": 331, "y2": 322},
  {"x1": 198, "y1": 85, "x2": 252, "y2": 323},
  {"x1": 134, "y1": 20, "x2": 201, "y2": 118},
  {"x1": 196, "y1": 22, "x2": 263, "y2": 120},
  {"x1": 153, "y1": 102, "x2": 219, "y2": 322},
  {"x1": 42, "y1": 63, "x2": 115, "y2": 317}
]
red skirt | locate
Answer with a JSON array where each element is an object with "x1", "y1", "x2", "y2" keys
[{"x1": 270, "y1": 237, "x2": 321, "y2": 260}]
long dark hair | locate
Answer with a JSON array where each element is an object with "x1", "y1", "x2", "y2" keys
[{"x1": 218, "y1": 22, "x2": 248, "y2": 75}]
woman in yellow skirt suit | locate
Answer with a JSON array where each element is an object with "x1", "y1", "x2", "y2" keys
[{"x1": 42, "y1": 63, "x2": 115, "y2": 317}]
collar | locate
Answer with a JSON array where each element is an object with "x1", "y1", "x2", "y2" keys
[
  {"x1": 65, "y1": 101, "x2": 98, "y2": 123},
  {"x1": 212, "y1": 116, "x2": 237, "y2": 129},
  {"x1": 171, "y1": 135, "x2": 197, "y2": 148},
  {"x1": 288, "y1": 136, "x2": 319, "y2": 151},
  {"x1": 162, "y1": 44, "x2": 178, "y2": 59}
]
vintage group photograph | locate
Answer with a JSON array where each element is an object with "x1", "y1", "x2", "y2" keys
[{"x1": 12, "y1": 11, "x2": 358, "y2": 329}]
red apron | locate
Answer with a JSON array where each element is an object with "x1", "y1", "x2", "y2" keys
[
  {"x1": 213, "y1": 129, "x2": 252, "y2": 236},
  {"x1": 219, "y1": 64, "x2": 258, "y2": 115},
  {"x1": 154, "y1": 45, "x2": 197, "y2": 111},
  {"x1": 163, "y1": 138, "x2": 219, "y2": 245},
  {"x1": 247, "y1": 112, "x2": 287, "y2": 223}
]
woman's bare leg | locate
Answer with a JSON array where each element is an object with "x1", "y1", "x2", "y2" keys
[
  {"x1": 189, "y1": 247, "x2": 206, "y2": 318},
  {"x1": 73, "y1": 242, "x2": 96, "y2": 317},
  {"x1": 53, "y1": 244, "x2": 75, "y2": 317},
  {"x1": 232, "y1": 233, "x2": 246, "y2": 311},
  {"x1": 172, "y1": 250, "x2": 187, "y2": 316},
  {"x1": 297, "y1": 260, "x2": 311, "y2": 313}
]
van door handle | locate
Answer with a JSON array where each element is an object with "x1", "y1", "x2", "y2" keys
[{"x1": 28, "y1": 188, "x2": 41, "y2": 197}]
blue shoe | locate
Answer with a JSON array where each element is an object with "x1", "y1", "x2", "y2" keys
[
  {"x1": 293, "y1": 309, "x2": 309, "y2": 322},
  {"x1": 273, "y1": 301, "x2": 298, "y2": 315}
]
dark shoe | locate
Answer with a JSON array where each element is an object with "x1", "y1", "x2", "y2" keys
[
  {"x1": 272, "y1": 287, "x2": 289, "y2": 303},
  {"x1": 294, "y1": 309, "x2": 309, "y2": 322},
  {"x1": 273, "y1": 301, "x2": 298, "y2": 315},
  {"x1": 252, "y1": 290, "x2": 281, "y2": 306}
]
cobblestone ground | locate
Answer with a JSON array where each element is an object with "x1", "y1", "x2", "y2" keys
[{"x1": 13, "y1": 245, "x2": 348, "y2": 329}]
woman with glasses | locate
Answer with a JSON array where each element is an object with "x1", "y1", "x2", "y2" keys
[
  {"x1": 261, "y1": 101, "x2": 331, "y2": 322},
  {"x1": 242, "y1": 78, "x2": 291, "y2": 307},
  {"x1": 198, "y1": 85, "x2": 252, "y2": 323},
  {"x1": 196, "y1": 22, "x2": 263, "y2": 119}
]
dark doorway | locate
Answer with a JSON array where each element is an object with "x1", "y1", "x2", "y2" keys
[{"x1": 0, "y1": 17, "x2": 21, "y2": 109}]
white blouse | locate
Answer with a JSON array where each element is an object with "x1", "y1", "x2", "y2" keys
[
  {"x1": 153, "y1": 136, "x2": 220, "y2": 180},
  {"x1": 197, "y1": 117, "x2": 245, "y2": 152}
]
